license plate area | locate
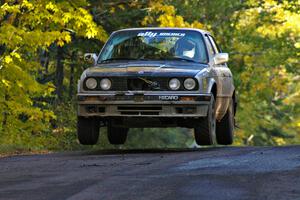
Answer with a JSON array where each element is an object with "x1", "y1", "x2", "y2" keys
[{"x1": 117, "y1": 106, "x2": 162, "y2": 115}]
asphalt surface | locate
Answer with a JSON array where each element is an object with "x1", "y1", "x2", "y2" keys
[{"x1": 0, "y1": 146, "x2": 300, "y2": 200}]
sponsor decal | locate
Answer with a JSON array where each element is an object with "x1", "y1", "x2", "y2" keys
[
  {"x1": 137, "y1": 31, "x2": 157, "y2": 38},
  {"x1": 159, "y1": 96, "x2": 179, "y2": 101},
  {"x1": 137, "y1": 31, "x2": 186, "y2": 38}
]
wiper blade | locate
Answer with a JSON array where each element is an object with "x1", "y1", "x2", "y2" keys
[{"x1": 165, "y1": 57, "x2": 198, "y2": 63}]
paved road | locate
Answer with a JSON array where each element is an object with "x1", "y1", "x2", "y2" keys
[{"x1": 0, "y1": 146, "x2": 300, "y2": 200}]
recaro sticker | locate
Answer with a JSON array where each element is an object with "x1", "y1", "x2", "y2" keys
[{"x1": 159, "y1": 96, "x2": 179, "y2": 101}]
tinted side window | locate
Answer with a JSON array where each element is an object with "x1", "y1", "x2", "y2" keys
[
  {"x1": 208, "y1": 35, "x2": 220, "y2": 54},
  {"x1": 205, "y1": 35, "x2": 215, "y2": 56}
]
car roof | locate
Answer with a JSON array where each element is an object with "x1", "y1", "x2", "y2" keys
[{"x1": 112, "y1": 27, "x2": 211, "y2": 35}]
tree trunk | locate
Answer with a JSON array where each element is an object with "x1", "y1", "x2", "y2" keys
[
  {"x1": 69, "y1": 51, "x2": 76, "y2": 99},
  {"x1": 40, "y1": 50, "x2": 50, "y2": 73},
  {"x1": 55, "y1": 46, "x2": 64, "y2": 102},
  {"x1": 1, "y1": 93, "x2": 9, "y2": 131}
]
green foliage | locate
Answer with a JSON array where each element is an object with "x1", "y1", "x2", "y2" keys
[
  {"x1": 232, "y1": 0, "x2": 300, "y2": 145},
  {"x1": 0, "y1": 0, "x2": 105, "y2": 151},
  {"x1": 0, "y1": 0, "x2": 299, "y2": 153},
  {"x1": 124, "y1": 128, "x2": 193, "y2": 148}
]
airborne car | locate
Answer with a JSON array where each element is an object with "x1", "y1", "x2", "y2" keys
[{"x1": 77, "y1": 28, "x2": 237, "y2": 146}]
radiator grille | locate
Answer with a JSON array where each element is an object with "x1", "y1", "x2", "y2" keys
[{"x1": 112, "y1": 77, "x2": 168, "y2": 91}]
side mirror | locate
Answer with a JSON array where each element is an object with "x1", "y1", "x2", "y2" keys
[
  {"x1": 213, "y1": 53, "x2": 229, "y2": 65},
  {"x1": 84, "y1": 53, "x2": 98, "y2": 65}
]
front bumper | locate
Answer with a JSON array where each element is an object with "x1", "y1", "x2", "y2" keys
[{"x1": 77, "y1": 93, "x2": 211, "y2": 117}]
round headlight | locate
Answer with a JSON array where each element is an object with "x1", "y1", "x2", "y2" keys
[
  {"x1": 100, "y1": 78, "x2": 112, "y2": 90},
  {"x1": 85, "y1": 78, "x2": 97, "y2": 89},
  {"x1": 184, "y1": 78, "x2": 196, "y2": 90},
  {"x1": 169, "y1": 78, "x2": 181, "y2": 90}
]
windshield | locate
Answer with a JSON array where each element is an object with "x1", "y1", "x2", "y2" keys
[{"x1": 98, "y1": 30, "x2": 208, "y2": 64}]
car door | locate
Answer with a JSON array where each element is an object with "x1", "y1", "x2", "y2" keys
[
  {"x1": 204, "y1": 34, "x2": 232, "y2": 119},
  {"x1": 207, "y1": 34, "x2": 233, "y2": 98}
]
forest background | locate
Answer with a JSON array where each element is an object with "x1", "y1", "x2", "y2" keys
[{"x1": 0, "y1": 0, "x2": 299, "y2": 153}]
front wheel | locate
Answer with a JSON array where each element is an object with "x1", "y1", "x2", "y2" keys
[
  {"x1": 77, "y1": 117, "x2": 100, "y2": 145},
  {"x1": 216, "y1": 98, "x2": 234, "y2": 145},
  {"x1": 107, "y1": 121, "x2": 129, "y2": 145},
  {"x1": 194, "y1": 95, "x2": 216, "y2": 146}
]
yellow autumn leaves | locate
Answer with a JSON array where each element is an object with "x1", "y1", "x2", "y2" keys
[{"x1": 142, "y1": 1, "x2": 204, "y2": 29}]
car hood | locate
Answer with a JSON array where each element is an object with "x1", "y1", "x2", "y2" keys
[{"x1": 84, "y1": 61, "x2": 208, "y2": 78}]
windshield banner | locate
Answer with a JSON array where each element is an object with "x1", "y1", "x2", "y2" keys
[{"x1": 137, "y1": 31, "x2": 186, "y2": 38}]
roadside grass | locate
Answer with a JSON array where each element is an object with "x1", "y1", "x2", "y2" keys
[{"x1": 0, "y1": 144, "x2": 51, "y2": 158}]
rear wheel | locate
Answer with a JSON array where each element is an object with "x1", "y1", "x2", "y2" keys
[
  {"x1": 194, "y1": 95, "x2": 216, "y2": 145},
  {"x1": 216, "y1": 98, "x2": 234, "y2": 145},
  {"x1": 107, "y1": 121, "x2": 129, "y2": 145},
  {"x1": 77, "y1": 117, "x2": 100, "y2": 145}
]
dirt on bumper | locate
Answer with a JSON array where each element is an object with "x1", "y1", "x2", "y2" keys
[{"x1": 77, "y1": 93, "x2": 211, "y2": 117}]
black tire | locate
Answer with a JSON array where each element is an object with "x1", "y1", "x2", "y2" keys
[
  {"x1": 194, "y1": 95, "x2": 216, "y2": 145},
  {"x1": 216, "y1": 98, "x2": 234, "y2": 145},
  {"x1": 77, "y1": 117, "x2": 100, "y2": 145},
  {"x1": 107, "y1": 122, "x2": 129, "y2": 145}
]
